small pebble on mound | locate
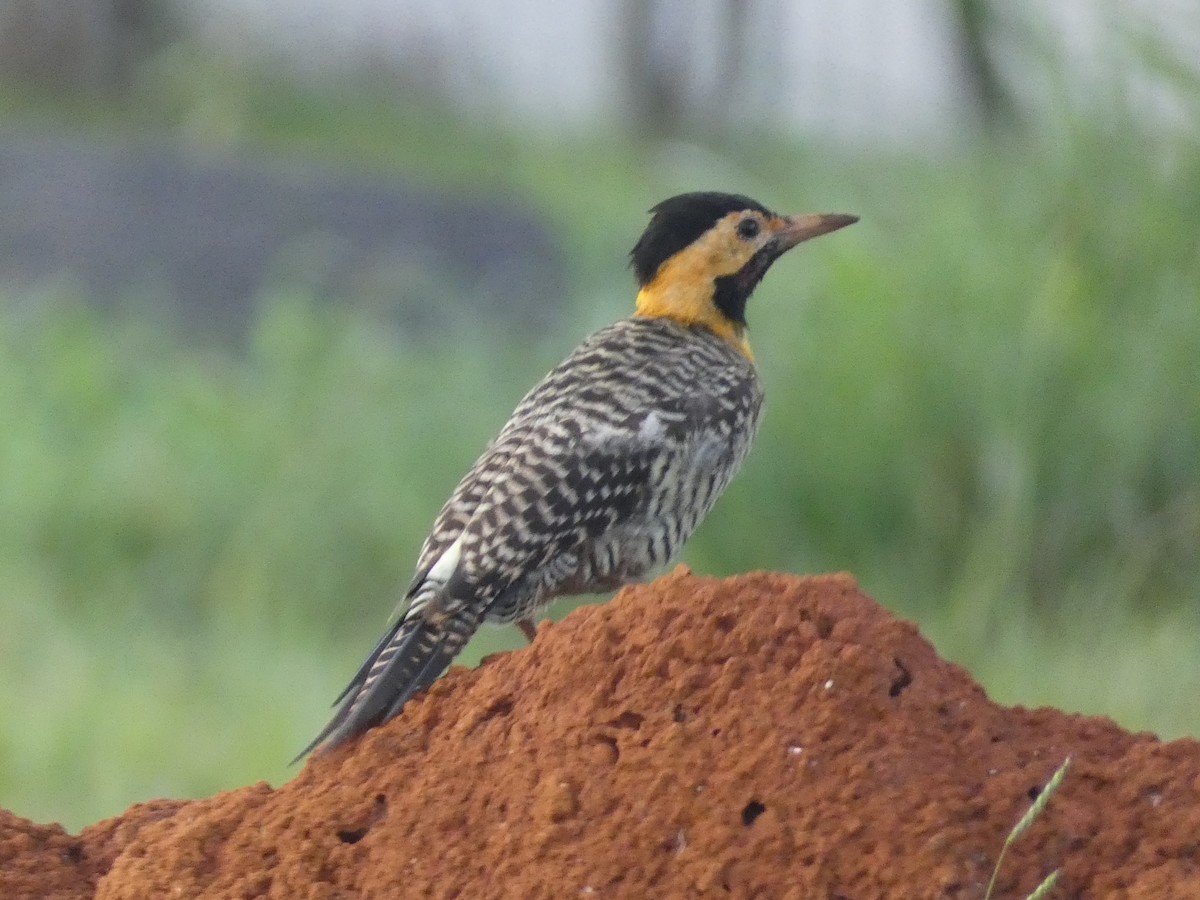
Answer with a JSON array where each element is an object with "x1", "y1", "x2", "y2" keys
[{"x1": 3, "y1": 568, "x2": 1199, "y2": 898}]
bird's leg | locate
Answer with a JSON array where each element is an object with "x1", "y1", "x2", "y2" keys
[{"x1": 517, "y1": 618, "x2": 537, "y2": 643}]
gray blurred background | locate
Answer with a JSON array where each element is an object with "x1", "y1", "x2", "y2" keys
[{"x1": 1, "y1": 0, "x2": 1196, "y2": 334}]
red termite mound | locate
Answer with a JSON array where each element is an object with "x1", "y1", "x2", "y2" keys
[{"x1": 3, "y1": 569, "x2": 1199, "y2": 898}]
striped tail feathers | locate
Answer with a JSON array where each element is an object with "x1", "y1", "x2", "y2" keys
[
  {"x1": 293, "y1": 537, "x2": 474, "y2": 763},
  {"x1": 291, "y1": 600, "x2": 484, "y2": 762},
  {"x1": 329, "y1": 622, "x2": 399, "y2": 707},
  {"x1": 291, "y1": 615, "x2": 412, "y2": 762},
  {"x1": 328, "y1": 561, "x2": 437, "y2": 708}
]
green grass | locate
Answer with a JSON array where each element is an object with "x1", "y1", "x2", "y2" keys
[
  {"x1": 1, "y1": 62, "x2": 1198, "y2": 830},
  {"x1": 983, "y1": 757, "x2": 1070, "y2": 900}
]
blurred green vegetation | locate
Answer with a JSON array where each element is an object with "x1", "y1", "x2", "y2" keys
[{"x1": 1, "y1": 57, "x2": 1198, "y2": 831}]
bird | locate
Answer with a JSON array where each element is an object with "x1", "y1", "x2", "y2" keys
[{"x1": 296, "y1": 191, "x2": 856, "y2": 760}]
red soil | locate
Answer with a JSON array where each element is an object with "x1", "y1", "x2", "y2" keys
[{"x1": 2, "y1": 569, "x2": 1198, "y2": 898}]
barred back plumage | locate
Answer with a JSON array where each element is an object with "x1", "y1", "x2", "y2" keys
[
  {"x1": 297, "y1": 192, "x2": 856, "y2": 759},
  {"x1": 440, "y1": 316, "x2": 762, "y2": 618},
  {"x1": 297, "y1": 317, "x2": 762, "y2": 757}
]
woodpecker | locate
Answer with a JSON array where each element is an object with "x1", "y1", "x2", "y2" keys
[{"x1": 297, "y1": 192, "x2": 856, "y2": 759}]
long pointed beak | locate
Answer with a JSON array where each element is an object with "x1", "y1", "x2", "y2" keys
[{"x1": 775, "y1": 212, "x2": 859, "y2": 250}]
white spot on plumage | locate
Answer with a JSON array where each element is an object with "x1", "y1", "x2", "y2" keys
[
  {"x1": 638, "y1": 410, "x2": 667, "y2": 443},
  {"x1": 426, "y1": 535, "x2": 463, "y2": 586}
]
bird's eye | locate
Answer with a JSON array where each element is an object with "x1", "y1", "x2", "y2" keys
[{"x1": 736, "y1": 217, "x2": 760, "y2": 239}]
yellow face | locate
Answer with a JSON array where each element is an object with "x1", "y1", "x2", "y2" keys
[{"x1": 633, "y1": 208, "x2": 785, "y2": 359}]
